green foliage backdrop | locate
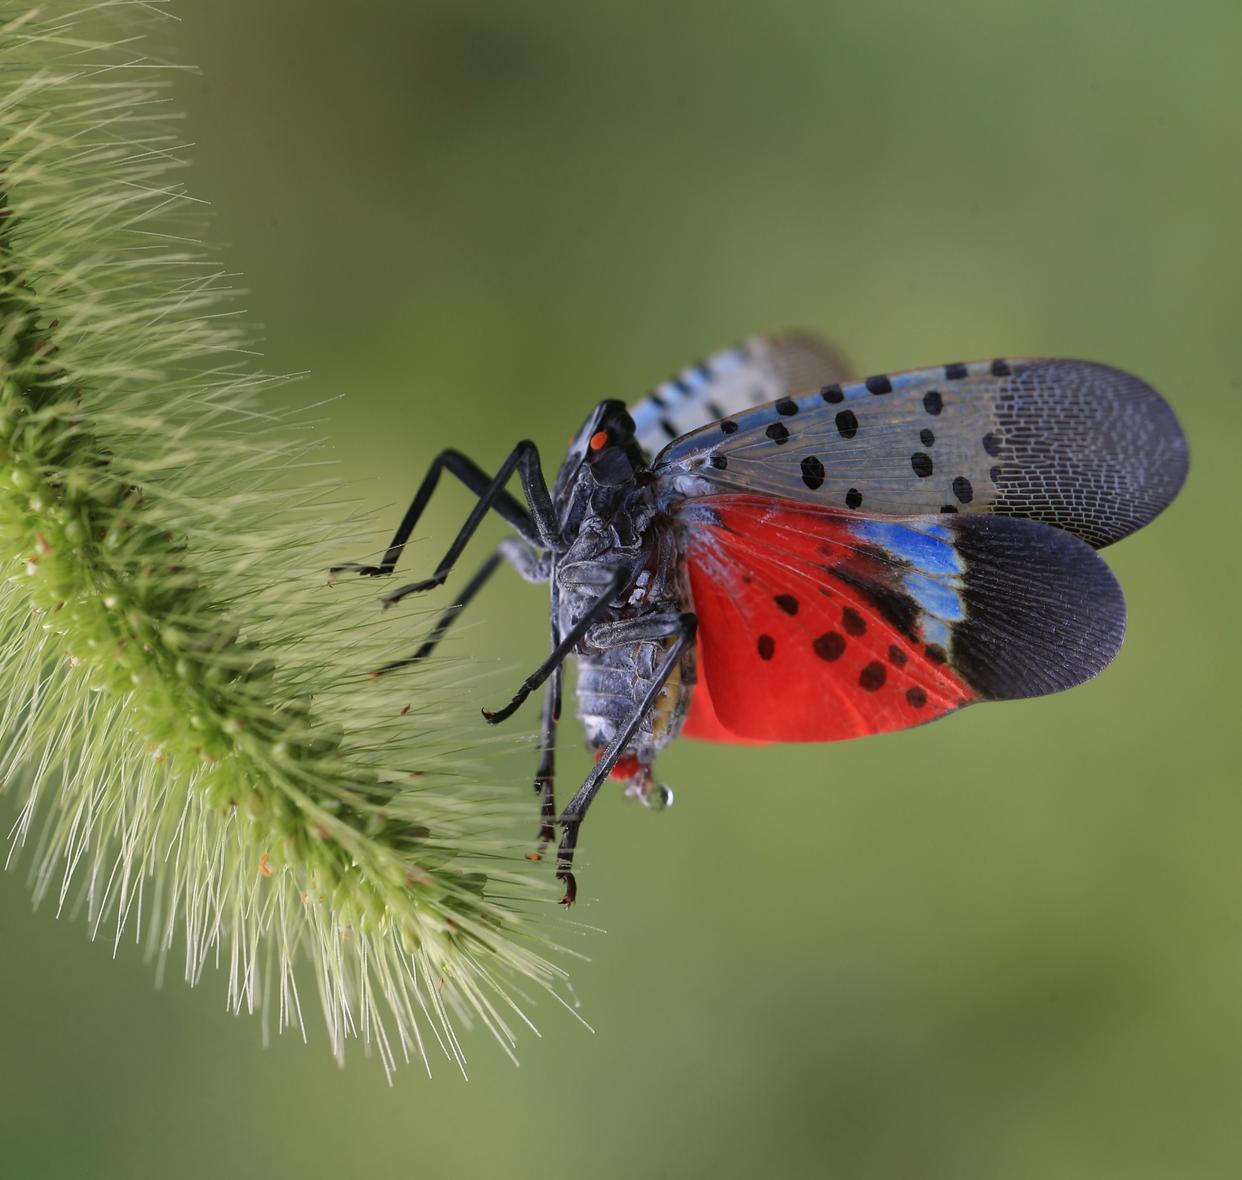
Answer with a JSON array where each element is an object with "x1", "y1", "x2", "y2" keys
[{"x1": 2, "y1": 1, "x2": 1239, "y2": 1177}]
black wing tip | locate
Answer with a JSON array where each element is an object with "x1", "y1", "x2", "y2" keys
[
  {"x1": 996, "y1": 358, "x2": 1190, "y2": 548},
  {"x1": 949, "y1": 514, "x2": 1127, "y2": 701}
]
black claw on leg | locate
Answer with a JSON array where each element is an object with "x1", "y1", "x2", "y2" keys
[
  {"x1": 555, "y1": 820, "x2": 581, "y2": 906},
  {"x1": 481, "y1": 689, "x2": 530, "y2": 725},
  {"x1": 381, "y1": 576, "x2": 445, "y2": 608},
  {"x1": 557, "y1": 868, "x2": 578, "y2": 907}
]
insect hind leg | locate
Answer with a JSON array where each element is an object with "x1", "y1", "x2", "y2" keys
[
  {"x1": 555, "y1": 612, "x2": 697, "y2": 906},
  {"x1": 529, "y1": 670, "x2": 560, "y2": 861}
]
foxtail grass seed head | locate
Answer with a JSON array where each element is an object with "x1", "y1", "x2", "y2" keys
[{"x1": 0, "y1": 2, "x2": 570, "y2": 1076}]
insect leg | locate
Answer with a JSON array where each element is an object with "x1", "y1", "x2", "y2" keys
[
  {"x1": 530, "y1": 673, "x2": 559, "y2": 860},
  {"x1": 378, "y1": 442, "x2": 559, "y2": 605},
  {"x1": 371, "y1": 540, "x2": 550, "y2": 677},
  {"x1": 331, "y1": 449, "x2": 535, "y2": 577},
  {"x1": 331, "y1": 443, "x2": 558, "y2": 593},
  {"x1": 584, "y1": 611, "x2": 685, "y2": 648},
  {"x1": 555, "y1": 612, "x2": 698, "y2": 906},
  {"x1": 481, "y1": 567, "x2": 629, "y2": 725},
  {"x1": 531, "y1": 584, "x2": 564, "y2": 858}
]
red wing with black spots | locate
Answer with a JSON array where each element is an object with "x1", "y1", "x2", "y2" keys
[
  {"x1": 676, "y1": 494, "x2": 1126, "y2": 743},
  {"x1": 655, "y1": 359, "x2": 1188, "y2": 548}
]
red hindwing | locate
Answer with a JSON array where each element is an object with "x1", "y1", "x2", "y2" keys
[{"x1": 679, "y1": 496, "x2": 974, "y2": 743}]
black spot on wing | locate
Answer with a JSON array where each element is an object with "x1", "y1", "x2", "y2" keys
[
  {"x1": 829, "y1": 565, "x2": 920, "y2": 641},
  {"x1": 801, "y1": 456, "x2": 825, "y2": 490},
  {"x1": 866, "y1": 374, "x2": 893, "y2": 395},
  {"x1": 859, "y1": 661, "x2": 887, "y2": 691},
  {"x1": 766, "y1": 422, "x2": 790, "y2": 444},
  {"x1": 821, "y1": 384, "x2": 845, "y2": 404},
  {"x1": 836, "y1": 410, "x2": 859, "y2": 439},
  {"x1": 813, "y1": 632, "x2": 845, "y2": 661},
  {"x1": 945, "y1": 363, "x2": 968, "y2": 380}
]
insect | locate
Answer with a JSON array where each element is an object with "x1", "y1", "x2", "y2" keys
[{"x1": 334, "y1": 332, "x2": 1188, "y2": 904}]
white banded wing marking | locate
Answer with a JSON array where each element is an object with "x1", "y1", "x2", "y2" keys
[{"x1": 629, "y1": 330, "x2": 850, "y2": 459}]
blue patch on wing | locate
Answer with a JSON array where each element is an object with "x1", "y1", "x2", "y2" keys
[
  {"x1": 679, "y1": 365, "x2": 710, "y2": 392},
  {"x1": 921, "y1": 616, "x2": 952, "y2": 650},
  {"x1": 850, "y1": 519, "x2": 964, "y2": 577},
  {"x1": 713, "y1": 350, "x2": 742, "y2": 375},
  {"x1": 902, "y1": 571, "x2": 965, "y2": 622},
  {"x1": 850, "y1": 517, "x2": 967, "y2": 653}
]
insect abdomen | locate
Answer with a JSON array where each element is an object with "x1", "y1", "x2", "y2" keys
[{"x1": 575, "y1": 637, "x2": 694, "y2": 762}]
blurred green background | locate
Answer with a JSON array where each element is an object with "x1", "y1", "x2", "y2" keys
[{"x1": 3, "y1": 1, "x2": 1240, "y2": 1177}]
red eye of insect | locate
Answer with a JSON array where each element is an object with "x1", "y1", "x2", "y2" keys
[{"x1": 589, "y1": 430, "x2": 610, "y2": 451}]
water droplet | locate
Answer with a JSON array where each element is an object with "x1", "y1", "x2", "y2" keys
[{"x1": 645, "y1": 783, "x2": 673, "y2": 812}]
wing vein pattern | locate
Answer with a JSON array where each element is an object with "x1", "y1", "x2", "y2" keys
[
  {"x1": 655, "y1": 358, "x2": 1188, "y2": 548},
  {"x1": 675, "y1": 494, "x2": 1127, "y2": 744}
]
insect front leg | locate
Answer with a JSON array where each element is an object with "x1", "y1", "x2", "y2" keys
[
  {"x1": 556, "y1": 611, "x2": 698, "y2": 906},
  {"x1": 331, "y1": 442, "x2": 559, "y2": 602},
  {"x1": 372, "y1": 539, "x2": 551, "y2": 677}
]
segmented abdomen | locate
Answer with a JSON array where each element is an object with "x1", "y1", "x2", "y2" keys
[{"x1": 574, "y1": 637, "x2": 694, "y2": 763}]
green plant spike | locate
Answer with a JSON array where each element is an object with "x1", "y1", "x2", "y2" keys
[{"x1": 0, "y1": 1, "x2": 568, "y2": 1076}]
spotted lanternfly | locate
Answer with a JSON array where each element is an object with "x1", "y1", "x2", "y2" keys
[{"x1": 334, "y1": 332, "x2": 1188, "y2": 904}]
